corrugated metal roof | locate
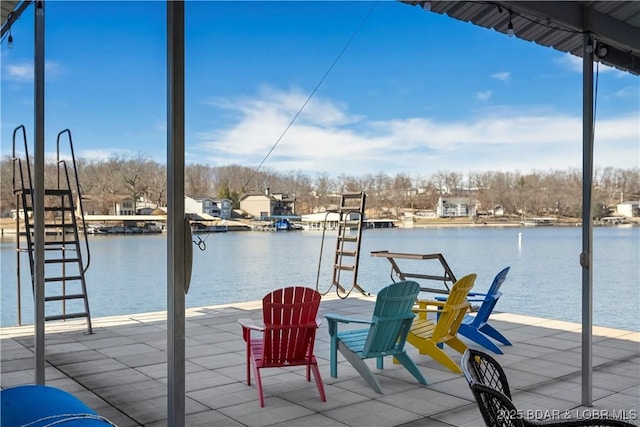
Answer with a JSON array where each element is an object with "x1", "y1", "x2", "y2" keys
[
  {"x1": 402, "y1": 1, "x2": 640, "y2": 75},
  {"x1": 1, "y1": 0, "x2": 26, "y2": 38}
]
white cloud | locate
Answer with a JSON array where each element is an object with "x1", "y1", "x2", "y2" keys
[
  {"x1": 3, "y1": 60, "x2": 62, "y2": 82},
  {"x1": 4, "y1": 63, "x2": 32, "y2": 82},
  {"x1": 476, "y1": 91, "x2": 492, "y2": 101},
  {"x1": 193, "y1": 88, "x2": 638, "y2": 176},
  {"x1": 557, "y1": 52, "x2": 624, "y2": 75},
  {"x1": 491, "y1": 72, "x2": 510, "y2": 82}
]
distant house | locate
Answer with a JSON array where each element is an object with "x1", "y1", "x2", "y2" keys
[
  {"x1": 213, "y1": 198, "x2": 232, "y2": 219},
  {"x1": 185, "y1": 196, "x2": 216, "y2": 217},
  {"x1": 240, "y1": 189, "x2": 296, "y2": 219},
  {"x1": 77, "y1": 194, "x2": 137, "y2": 216},
  {"x1": 491, "y1": 205, "x2": 505, "y2": 217},
  {"x1": 615, "y1": 201, "x2": 640, "y2": 218},
  {"x1": 436, "y1": 197, "x2": 478, "y2": 218}
]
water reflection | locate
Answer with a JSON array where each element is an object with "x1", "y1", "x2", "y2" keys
[{"x1": 1, "y1": 227, "x2": 638, "y2": 331}]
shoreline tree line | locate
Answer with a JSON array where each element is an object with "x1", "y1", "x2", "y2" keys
[{"x1": 2, "y1": 153, "x2": 638, "y2": 219}]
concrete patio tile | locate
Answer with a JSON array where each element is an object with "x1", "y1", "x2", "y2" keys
[
  {"x1": 115, "y1": 349, "x2": 167, "y2": 368},
  {"x1": 74, "y1": 367, "x2": 154, "y2": 390},
  {"x1": 268, "y1": 413, "x2": 350, "y2": 427},
  {"x1": 187, "y1": 381, "x2": 262, "y2": 409},
  {"x1": 378, "y1": 385, "x2": 473, "y2": 416},
  {"x1": 322, "y1": 399, "x2": 423, "y2": 427},
  {"x1": 217, "y1": 397, "x2": 316, "y2": 427},
  {"x1": 147, "y1": 409, "x2": 246, "y2": 427},
  {"x1": 96, "y1": 342, "x2": 159, "y2": 358}
]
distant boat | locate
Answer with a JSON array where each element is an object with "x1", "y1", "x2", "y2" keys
[
  {"x1": 520, "y1": 217, "x2": 557, "y2": 226},
  {"x1": 274, "y1": 219, "x2": 292, "y2": 231}
]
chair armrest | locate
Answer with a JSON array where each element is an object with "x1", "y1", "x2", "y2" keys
[
  {"x1": 237, "y1": 318, "x2": 264, "y2": 331},
  {"x1": 412, "y1": 307, "x2": 449, "y2": 314},
  {"x1": 467, "y1": 291, "x2": 488, "y2": 297},
  {"x1": 415, "y1": 299, "x2": 447, "y2": 308},
  {"x1": 325, "y1": 313, "x2": 372, "y2": 325},
  {"x1": 435, "y1": 295, "x2": 484, "y2": 302}
]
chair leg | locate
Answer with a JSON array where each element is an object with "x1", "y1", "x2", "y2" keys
[
  {"x1": 459, "y1": 326, "x2": 504, "y2": 354},
  {"x1": 446, "y1": 336, "x2": 468, "y2": 355},
  {"x1": 330, "y1": 334, "x2": 338, "y2": 378},
  {"x1": 254, "y1": 365, "x2": 265, "y2": 407},
  {"x1": 420, "y1": 341, "x2": 463, "y2": 373},
  {"x1": 337, "y1": 341, "x2": 384, "y2": 394},
  {"x1": 310, "y1": 363, "x2": 327, "y2": 402},
  {"x1": 246, "y1": 341, "x2": 252, "y2": 386},
  {"x1": 394, "y1": 352, "x2": 428, "y2": 385},
  {"x1": 479, "y1": 324, "x2": 512, "y2": 346}
]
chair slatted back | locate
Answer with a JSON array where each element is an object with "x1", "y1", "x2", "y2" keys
[
  {"x1": 462, "y1": 348, "x2": 512, "y2": 399},
  {"x1": 262, "y1": 287, "x2": 321, "y2": 367},
  {"x1": 472, "y1": 267, "x2": 510, "y2": 327},
  {"x1": 362, "y1": 281, "x2": 420, "y2": 356},
  {"x1": 432, "y1": 274, "x2": 476, "y2": 342},
  {"x1": 469, "y1": 383, "x2": 525, "y2": 427}
]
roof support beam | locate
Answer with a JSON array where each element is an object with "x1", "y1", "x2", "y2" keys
[
  {"x1": 509, "y1": 1, "x2": 640, "y2": 53},
  {"x1": 33, "y1": 0, "x2": 45, "y2": 386},
  {"x1": 580, "y1": 32, "x2": 594, "y2": 408},
  {"x1": 167, "y1": 1, "x2": 186, "y2": 425}
]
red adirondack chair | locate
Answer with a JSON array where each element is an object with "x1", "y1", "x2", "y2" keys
[{"x1": 238, "y1": 286, "x2": 326, "y2": 407}]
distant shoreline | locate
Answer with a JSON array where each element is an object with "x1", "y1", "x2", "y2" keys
[{"x1": 2, "y1": 216, "x2": 637, "y2": 236}]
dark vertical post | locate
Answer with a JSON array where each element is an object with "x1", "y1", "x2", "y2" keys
[
  {"x1": 167, "y1": 0, "x2": 186, "y2": 424},
  {"x1": 580, "y1": 31, "x2": 594, "y2": 407},
  {"x1": 34, "y1": 0, "x2": 46, "y2": 385}
]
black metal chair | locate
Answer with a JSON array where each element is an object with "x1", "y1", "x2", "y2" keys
[
  {"x1": 461, "y1": 349, "x2": 637, "y2": 427},
  {"x1": 462, "y1": 346, "x2": 512, "y2": 398}
]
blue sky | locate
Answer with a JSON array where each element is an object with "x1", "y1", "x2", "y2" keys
[{"x1": 1, "y1": 1, "x2": 638, "y2": 177}]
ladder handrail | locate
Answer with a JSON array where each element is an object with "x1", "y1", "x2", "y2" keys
[
  {"x1": 12, "y1": 125, "x2": 34, "y2": 198},
  {"x1": 12, "y1": 124, "x2": 32, "y2": 327},
  {"x1": 56, "y1": 129, "x2": 91, "y2": 274}
]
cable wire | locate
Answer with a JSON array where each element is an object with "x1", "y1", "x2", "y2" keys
[{"x1": 242, "y1": 1, "x2": 380, "y2": 190}]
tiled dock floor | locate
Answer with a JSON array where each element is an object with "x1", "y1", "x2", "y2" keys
[{"x1": 1, "y1": 295, "x2": 638, "y2": 426}]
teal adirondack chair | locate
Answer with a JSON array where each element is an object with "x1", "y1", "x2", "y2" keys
[{"x1": 325, "y1": 280, "x2": 427, "y2": 394}]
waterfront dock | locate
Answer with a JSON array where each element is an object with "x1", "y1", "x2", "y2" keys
[{"x1": 1, "y1": 295, "x2": 638, "y2": 426}]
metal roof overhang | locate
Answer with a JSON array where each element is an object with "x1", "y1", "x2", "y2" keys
[{"x1": 402, "y1": 1, "x2": 640, "y2": 75}]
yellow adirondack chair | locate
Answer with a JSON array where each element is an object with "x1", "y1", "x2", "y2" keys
[{"x1": 406, "y1": 273, "x2": 477, "y2": 373}]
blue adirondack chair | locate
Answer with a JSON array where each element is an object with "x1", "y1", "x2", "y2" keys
[
  {"x1": 325, "y1": 280, "x2": 427, "y2": 394},
  {"x1": 455, "y1": 266, "x2": 511, "y2": 354}
]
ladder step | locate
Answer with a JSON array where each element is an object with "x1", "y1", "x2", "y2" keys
[
  {"x1": 341, "y1": 192, "x2": 365, "y2": 199},
  {"x1": 45, "y1": 294, "x2": 86, "y2": 302},
  {"x1": 43, "y1": 241, "x2": 79, "y2": 246},
  {"x1": 338, "y1": 236, "x2": 358, "y2": 242},
  {"x1": 45, "y1": 275, "x2": 83, "y2": 283},
  {"x1": 336, "y1": 250, "x2": 356, "y2": 257},
  {"x1": 20, "y1": 189, "x2": 73, "y2": 196},
  {"x1": 45, "y1": 312, "x2": 89, "y2": 322},
  {"x1": 22, "y1": 207, "x2": 74, "y2": 212},
  {"x1": 44, "y1": 258, "x2": 80, "y2": 264},
  {"x1": 27, "y1": 243, "x2": 79, "y2": 250},
  {"x1": 335, "y1": 265, "x2": 355, "y2": 271}
]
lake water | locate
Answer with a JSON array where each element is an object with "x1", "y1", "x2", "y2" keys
[{"x1": 1, "y1": 226, "x2": 638, "y2": 331}]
